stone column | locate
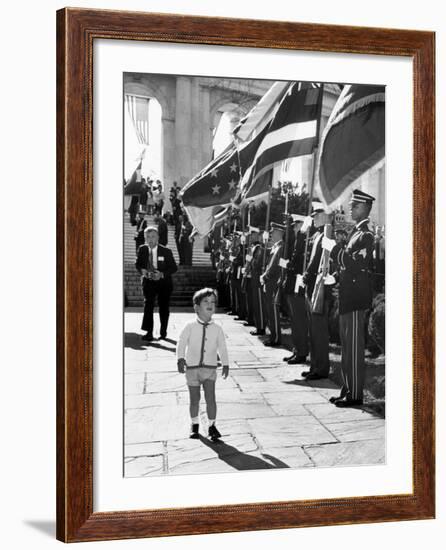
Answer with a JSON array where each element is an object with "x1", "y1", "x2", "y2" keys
[
  {"x1": 162, "y1": 117, "x2": 176, "y2": 198},
  {"x1": 200, "y1": 86, "x2": 213, "y2": 166},
  {"x1": 175, "y1": 76, "x2": 192, "y2": 186}
]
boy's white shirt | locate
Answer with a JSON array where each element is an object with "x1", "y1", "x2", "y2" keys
[{"x1": 176, "y1": 317, "x2": 229, "y2": 367}]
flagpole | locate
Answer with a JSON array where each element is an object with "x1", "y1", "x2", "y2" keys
[{"x1": 303, "y1": 83, "x2": 324, "y2": 273}]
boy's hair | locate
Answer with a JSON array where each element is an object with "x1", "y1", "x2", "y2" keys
[{"x1": 192, "y1": 288, "x2": 218, "y2": 306}]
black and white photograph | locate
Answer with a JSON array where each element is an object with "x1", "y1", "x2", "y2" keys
[{"x1": 123, "y1": 73, "x2": 386, "y2": 478}]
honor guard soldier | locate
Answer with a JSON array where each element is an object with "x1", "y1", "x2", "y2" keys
[
  {"x1": 249, "y1": 231, "x2": 266, "y2": 336},
  {"x1": 302, "y1": 207, "x2": 333, "y2": 380},
  {"x1": 240, "y1": 231, "x2": 258, "y2": 327},
  {"x1": 281, "y1": 214, "x2": 310, "y2": 364},
  {"x1": 327, "y1": 189, "x2": 376, "y2": 407},
  {"x1": 260, "y1": 223, "x2": 285, "y2": 347}
]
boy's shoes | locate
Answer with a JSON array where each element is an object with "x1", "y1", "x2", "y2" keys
[
  {"x1": 142, "y1": 333, "x2": 154, "y2": 342},
  {"x1": 189, "y1": 424, "x2": 199, "y2": 439},
  {"x1": 208, "y1": 424, "x2": 221, "y2": 441}
]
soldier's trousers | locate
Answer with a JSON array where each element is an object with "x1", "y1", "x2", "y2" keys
[
  {"x1": 234, "y1": 278, "x2": 246, "y2": 318},
  {"x1": 308, "y1": 297, "x2": 330, "y2": 376},
  {"x1": 243, "y1": 278, "x2": 255, "y2": 324},
  {"x1": 265, "y1": 284, "x2": 281, "y2": 343},
  {"x1": 339, "y1": 310, "x2": 366, "y2": 400},
  {"x1": 250, "y1": 281, "x2": 266, "y2": 331},
  {"x1": 286, "y1": 294, "x2": 309, "y2": 357}
]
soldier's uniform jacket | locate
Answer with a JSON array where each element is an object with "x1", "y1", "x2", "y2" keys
[
  {"x1": 333, "y1": 218, "x2": 374, "y2": 314},
  {"x1": 282, "y1": 232, "x2": 306, "y2": 296},
  {"x1": 250, "y1": 243, "x2": 265, "y2": 285},
  {"x1": 262, "y1": 241, "x2": 283, "y2": 288},
  {"x1": 303, "y1": 230, "x2": 324, "y2": 300},
  {"x1": 230, "y1": 247, "x2": 244, "y2": 281}
]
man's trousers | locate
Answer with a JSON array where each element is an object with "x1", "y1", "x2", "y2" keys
[
  {"x1": 339, "y1": 309, "x2": 366, "y2": 401},
  {"x1": 286, "y1": 294, "x2": 309, "y2": 357}
]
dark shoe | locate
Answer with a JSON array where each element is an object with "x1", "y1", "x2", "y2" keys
[
  {"x1": 283, "y1": 353, "x2": 296, "y2": 362},
  {"x1": 142, "y1": 333, "x2": 154, "y2": 342},
  {"x1": 189, "y1": 424, "x2": 199, "y2": 439},
  {"x1": 234, "y1": 316, "x2": 245, "y2": 321},
  {"x1": 264, "y1": 340, "x2": 281, "y2": 347},
  {"x1": 287, "y1": 355, "x2": 308, "y2": 365},
  {"x1": 158, "y1": 334, "x2": 167, "y2": 340},
  {"x1": 306, "y1": 373, "x2": 328, "y2": 381},
  {"x1": 208, "y1": 424, "x2": 222, "y2": 440},
  {"x1": 335, "y1": 398, "x2": 363, "y2": 408},
  {"x1": 250, "y1": 330, "x2": 265, "y2": 336},
  {"x1": 329, "y1": 395, "x2": 342, "y2": 404},
  {"x1": 243, "y1": 322, "x2": 253, "y2": 327},
  {"x1": 301, "y1": 370, "x2": 311, "y2": 377}
]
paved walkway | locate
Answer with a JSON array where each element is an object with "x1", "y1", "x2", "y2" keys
[{"x1": 124, "y1": 309, "x2": 385, "y2": 477}]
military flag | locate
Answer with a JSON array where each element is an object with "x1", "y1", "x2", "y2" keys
[
  {"x1": 315, "y1": 84, "x2": 385, "y2": 209},
  {"x1": 241, "y1": 82, "x2": 323, "y2": 199}
]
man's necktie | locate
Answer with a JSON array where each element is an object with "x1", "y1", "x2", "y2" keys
[{"x1": 148, "y1": 248, "x2": 154, "y2": 271}]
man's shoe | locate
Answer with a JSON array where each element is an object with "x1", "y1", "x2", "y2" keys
[
  {"x1": 287, "y1": 355, "x2": 308, "y2": 365},
  {"x1": 329, "y1": 395, "x2": 342, "y2": 404},
  {"x1": 142, "y1": 333, "x2": 154, "y2": 342},
  {"x1": 250, "y1": 330, "x2": 265, "y2": 336},
  {"x1": 264, "y1": 340, "x2": 281, "y2": 347},
  {"x1": 283, "y1": 353, "x2": 296, "y2": 362},
  {"x1": 189, "y1": 424, "x2": 200, "y2": 439},
  {"x1": 158, "y1": 334, "x2": 167, "y2": 340},
  {"x1": 301, "y1": 370, "x2": 311, "y2": 377},
  {"x1": 208, "y1": 424, "x2": 222, "y2": 441},
  {"x1": 335, "y1": 398, "x2": 363, "y2": 408},
  {"x1": 306, "y1": 373, "x2": 328, "y2": 381}
]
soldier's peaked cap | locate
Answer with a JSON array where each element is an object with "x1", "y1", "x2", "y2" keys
[{"x1": 350, "y1": 189, "x2": 375, "y2": 204}]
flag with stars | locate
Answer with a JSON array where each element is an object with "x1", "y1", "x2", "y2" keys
[{"x1": 181, "y1": 146, "x2": 241, "y2": 208}]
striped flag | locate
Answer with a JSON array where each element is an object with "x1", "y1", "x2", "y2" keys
[
  {"x1": 315, "y1": 84, "x2": 385, "y2": 209},
  {"x1": 125, "y1": 94, "x2": 150, "y2": 145},
  {"x1": 181, "y1": 81, "x2": 323, "y2": 234},
  {"x1": 241, "y1": 82, "x2": 323, "y2": 199}
]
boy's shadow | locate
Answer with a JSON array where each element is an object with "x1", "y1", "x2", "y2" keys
[{"x1": 199, "y1": 436, "x2": 289, "y2": 470}]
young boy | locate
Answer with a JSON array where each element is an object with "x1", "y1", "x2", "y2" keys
[{"x1": 177, "y1": 288, "x2": 229, "y2": 440}]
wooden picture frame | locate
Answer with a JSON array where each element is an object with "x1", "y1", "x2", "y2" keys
[{"x1": 56, "y1": 7, "x2": 435, "y2": 542}]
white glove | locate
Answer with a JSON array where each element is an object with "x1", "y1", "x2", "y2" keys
[
  {"x1": 300, "y1": 216, "x2": 313, "y2": 233},
  {"x1": 322, "y1": 236, "x2": 336, "y2": 252},
  {"x1": 294, "y1": 274, "x2": 305, "y2": 292},
  {"x1": 324, "y1": 274, "x2": 336, "y2": 285},
  {"x1": 279, "y1": 258, "x2": 289, "y2": 268}
]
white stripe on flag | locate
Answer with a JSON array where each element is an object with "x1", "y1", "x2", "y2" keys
[{"x1": 254, "y1": 120, "x2": 318, "y2": 159}]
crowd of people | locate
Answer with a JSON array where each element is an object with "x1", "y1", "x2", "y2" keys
[{"x1": 129, "y1": 178, "x2": 196, "y2": 266}]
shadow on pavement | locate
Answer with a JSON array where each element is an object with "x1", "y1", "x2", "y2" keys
[
  {"x1": 199, "y1": 436, "x2": 289, "y2": 470},
  {"x1": 124, "y1": 332, "x2": 149, "y2": 351},
  {"x1": 145, "y1": 341, "x2": 176, "y2": 353},
  {"x1": 124, "y1": 333, "x2": 176, "y2": 352}
]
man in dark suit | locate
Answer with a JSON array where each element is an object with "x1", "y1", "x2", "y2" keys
[
  {"x1": 135, "y1": 226, "x2": 177, "y2": 341},
  {"x1": 326, "y1": 189, "x2": 376, "y2": 407}
]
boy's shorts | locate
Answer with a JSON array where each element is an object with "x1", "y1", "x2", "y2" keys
[{"x1": 186, "y1": 366, "x2": 217, "y2": 387}]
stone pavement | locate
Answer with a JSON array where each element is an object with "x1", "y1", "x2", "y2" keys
[{"x1": 124, "y1": 309, "x2": 385, "y2": 477}]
